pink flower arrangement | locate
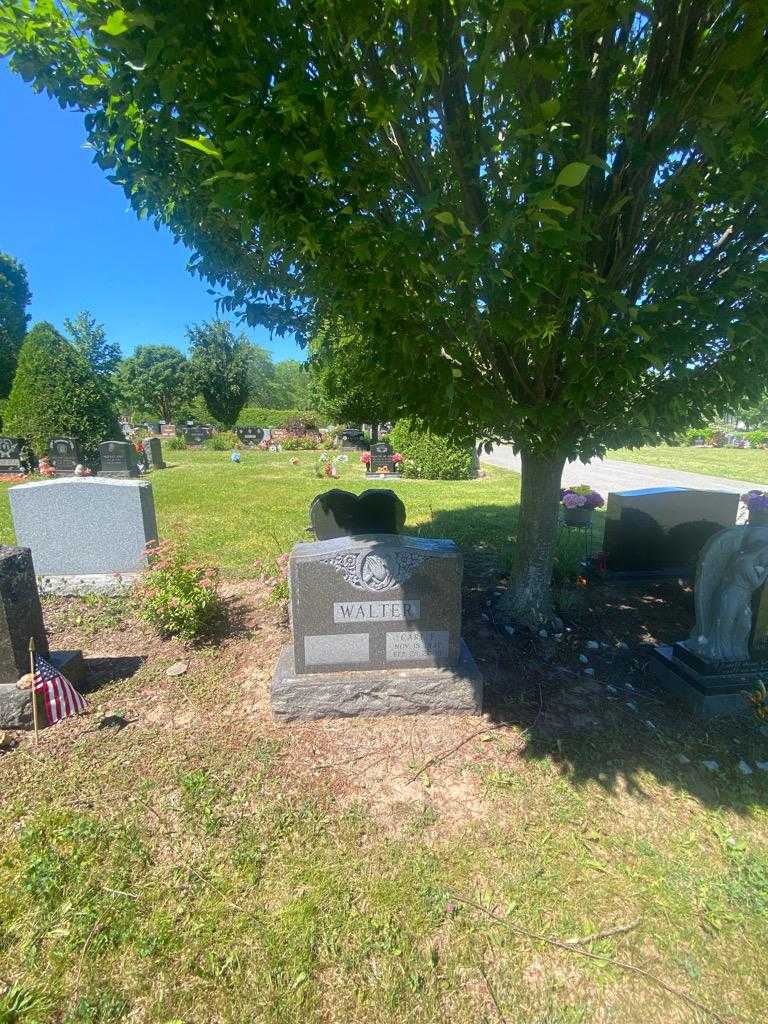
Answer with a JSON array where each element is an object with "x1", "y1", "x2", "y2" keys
[
  {"x1": 392, "y1": 452, "x2": 404, "y2": 464},
  {"x1": 360, "y1": 451, "x2": 371, "y2": 466},
  {"x1": 38, "y1": 458, "x2": 56, "y2": 478},
  {"x1": 560, "y1": 486, "x2": 604, "y2": 510}
]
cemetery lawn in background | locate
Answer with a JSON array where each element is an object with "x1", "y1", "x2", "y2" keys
[
  {"x1": 0, "y1": 449, "x2": 547, "y2": 577},
  {"x1": 608, "y1": 444, "x2": 768, "y2": 485}
]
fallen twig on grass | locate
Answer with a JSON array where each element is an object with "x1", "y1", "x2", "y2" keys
[
  {"x1": 407, "y1": 723, "x2": 508, "y2": 782},
  {"x1": 449, "y1": 893, "x2": 737, "y2": 1024},
  {"x1": 477, "y1": 962, "x2": 508, "y2": 1024},
  {"x1": 563, "y1": 916, "x2": 641, "y2": 946}
]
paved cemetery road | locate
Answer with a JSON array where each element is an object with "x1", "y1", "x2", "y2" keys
[{"x1": 482, "y1": 445, "x2": 765, "y2": 496}]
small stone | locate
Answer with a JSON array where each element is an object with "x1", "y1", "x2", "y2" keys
[
  {"x1": 480, "y1": 613, "x2": 489, "y2": 621},
  {"x1": 554, "y1": 633, "x2": 563, "y2": 641},
  {"x1": 625, "y1": 682, "x2": 635, "y2": 690},
  {"x1": 598, "y1": 772, "x2": 608, "y2": 782},
  {"x1": 15, "y1": 672, "x2": 33, "y2": 691},
  {"x1": 606, "y1": 685, "x2": 617, "y2": 694},
  {"x1": 677, "y1": 754, "x2": 690, "y2": 765},
  {"x1": 626, "y1": 701, "x2": 638, "y2": 712},
  {"x1": 504, "y1": 625, "x2": 515, "y2": 637},
  {"x1": 585, "y1": 640, "x2": 600, "y2": 651},
  {"x1": 166, "y1": 661, "x2": 189, "y2": 677},
  {"x1": 737, "y1": 760, "x2": 753, "y2": 775},
  {"x1": 701, "y1": 760, "x2": 720, "y2": 772},
  {"x1": 538, "y1": 629, "x2": 548, "y2": 638},
  {"x1": 578, "y1": 654, "x2": 589, "y2": 664},
  {"x1": 645, "y1": 720, "x2": 656, "y2": 730},
  {"x1": 617, "y1": 641, "x2": 628, "y2": 650},
  {"x1": 583, "y1": 667, "x2": 595, "y2": 677},
  {"x1": 756, "y1": 761, "x2": 768, "y2": 772}
]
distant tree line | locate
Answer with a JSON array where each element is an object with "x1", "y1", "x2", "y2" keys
[{"x1": 0, "y1": 251, "x2": 321, "y2": 451}]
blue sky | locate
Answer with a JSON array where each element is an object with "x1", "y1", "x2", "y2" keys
[{"x1": 0, "y1": 61, "x2": 303, "y2": 361}]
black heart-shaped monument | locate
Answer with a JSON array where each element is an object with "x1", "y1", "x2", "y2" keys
[{"x1": 310, "y1": 488, "x2": 406, "y2": 540}]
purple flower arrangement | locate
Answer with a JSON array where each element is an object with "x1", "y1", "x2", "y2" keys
[
  {"x1": 741, "y1": 490, "x2": 768, "y2": 512},
  {"x1": 560, "y1": 485, "x2": 604, "y2": 510}
]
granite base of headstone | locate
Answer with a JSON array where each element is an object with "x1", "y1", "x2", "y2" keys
[
  {"x1": 591, "y1": 487, "x2": 739, "y2": 580},
  {"x1": 99, "y1": 440, "x2": 140, "y2": 478},
  {"x1": 9, "y1": 477, "x2": 159, "y2": 594},
  {"x1": 49, "y1": 437, "x2": 81, "y2": 477},
  {"x1": 143, "y1": 437, "x2": 165, "y2": 470},
  {"x1": 271, "y1": 531, "x2": 483, "y2": 721},
  {"x1": 0, "y1": 545, "x2": 85, "y2": 729}
]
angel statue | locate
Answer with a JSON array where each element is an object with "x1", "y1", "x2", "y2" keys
[{"x1": 683, "y1": 526, "x2": 768, "y2": 663}]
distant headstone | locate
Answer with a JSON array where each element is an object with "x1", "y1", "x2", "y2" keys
[
  {"x1": 602, "y1": 487, "x2": 738, "y2": 575},
  {"x1": 183, "y1": 425, "x2": 213, "y2": 446},
  {"x1": 339, "y1": 428, "x2": 367, "y2": 451},
  {"x1": 310, "y1": 488, "x2": 406, "y2": 540},
  {"x1": 369, "y1": 441, "x2": 395, "y2": 475},
  {"x1": 693, "y1": 437, "x2": 706, "y2": 446},
  {"x1": 143, "y1": 437, "x2": 165, "y2": 470},
  {"x1": 160, "y1": 423, "x2": 177, "y2": 438},
  {"x1": 235, "y1": 426, "x2": 265, "y2": 447},
  {"x1": 49, "y1": 437, "x2": 81, "y2": 477},
  {"x1": 99, "y1": 440, "x2": 139, "y2": 479},
  {"x1": 271, "y1": 534, "x2": 482, "y2": 719},
  {"x1": 9, "y1": 477, "x2": 158, "y2": 593},
  {"x1": 144, "y1": 420, "x2": 161, "y2": 434},
  {"x1": 0, "y1": 437, "x2": 23, "y2": 475}
]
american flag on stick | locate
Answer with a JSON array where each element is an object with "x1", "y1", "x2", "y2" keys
[{"x1": 33, "y1": 655, "x2": 86, "y2": 725}]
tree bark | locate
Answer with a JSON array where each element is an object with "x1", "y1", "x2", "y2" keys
[
  {"x1": 505, "y1": 448, "x2": 566, "y2": 627},
  {"x1": 371, "y1": 423, "x2": 379, "y2": 443}
]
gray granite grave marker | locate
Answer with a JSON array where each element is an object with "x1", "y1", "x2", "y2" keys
[
  {"x1": 272, "y1": 531, "x2": 483, "y2": 719},
  {"x1": 99, "y1": 440, "x2": 139, "y2": 478},
  {"x1": 235, "y1": 426, "x2": 265, "y2": 447},
  {"x1": 9, "y1": 477, "x2": 158, "y2": 593},
  {"x1": 369, "y1": 441, "x2": 396, "y2": 475},
  {"x1": 143, "y1": 437, "x2": 165, "y2": 470}
]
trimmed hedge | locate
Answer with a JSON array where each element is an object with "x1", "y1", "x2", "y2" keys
[
  {"x1": 235, "y1": 407, "x2": 324, "y2": 429},
  {"x1": 388, "y1": 419, "x2": 477, "y2": 480}
]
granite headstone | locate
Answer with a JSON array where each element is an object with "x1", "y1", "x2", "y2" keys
[
  {"x1": 310, "y1": 488, "x2": 406, "y2": 540},
  {"x1": 368, "y1": 441, "x2": 396, "y2": 475},
  {"x1": 602, "y1": 487, "x2": 739, "y2": 574},
  {"x1": 160, "y1": 423, "x2": 177, "y2": 438},
  {"x1": 235, "y1": 426, "x2": 265, "y2": 447},
  {"x1": 99, "y1": 440, "x2": 139, "y2": 479},
  {"x1": 9, "y1": 477, "x2": 158, "y2": 592},
  {"x1": 49, "y1": 437, "x2": 81, "y2": 477},
  {"x1": 143, "y1": 437, "x2": 165, "y2": 470},
  {"x1": 0, "y1": 437, "x2": 23, "y2": 475}
]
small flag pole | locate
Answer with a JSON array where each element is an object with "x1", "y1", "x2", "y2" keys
[{"x1": 28, "y1": 637, "x2": 39, "y2": 745}]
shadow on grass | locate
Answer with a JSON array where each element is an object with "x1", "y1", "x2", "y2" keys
[
  {"x1": 414, "y1": 501, "x2": 768, "y2": 814},
  {"x1": 84, "y1": 656, "x2": 146, "y2": 693}
]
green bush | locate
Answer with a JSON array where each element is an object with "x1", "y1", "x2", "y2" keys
[
  {"x1": 163, "y1": 436, "x2": 187, "y2": 451},
  {"x1": 281, "y1": 434, "x2": 322, "y2": 450},
  {"x1": 744, "y1": 430, "x2": 768, "y2": 446},
  {"x1": 204, "y1": 431, "x2": 238, "y2": 451},
  {"x1": 4, "y1": 322, "x2": 120, "y2": 464},
  {"x1": 136, "y1": 540, "x2": 222, "y2": 642},
  {"x1": 388, "y1": 419, "x2": 476, "y2": 480},
  {"x1": 235, "y1": 406, "x2": 323, "y2": 429},
  {"x1": 681, "y1": 426, "x2": 708, "y2": 445}
]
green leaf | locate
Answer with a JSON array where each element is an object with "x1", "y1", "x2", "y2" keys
[
  {"x1": 540, "y1": 98, "x2": 560, "y2": 120},
  {"x1": 176, "y1": 137, "x2": 223, "y2": 161},
  {"x1": 302, "y1": 149, "x2": 325, "y2": 164},
  {"x1": 80, "y1": 74, "x2": 102, "y2": 87},
  {"x1": 535, "y1": 197, "x2": 574, "y2": 215},
  {"x1": 99, "y1": 11, "x2": 131, "y2": 36},
  {"x1": 434, "y1": 211, "x2": 455, "y2": 225},
  {"x1": 555, "y1": 162, "x2": 589, "y2": 188}
]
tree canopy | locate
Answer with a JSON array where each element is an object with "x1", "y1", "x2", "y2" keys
[
  {"x1": 64, "y1": 310, "x2": 122, "y2": 376},
  {"x1": 5, "y1": 321, "x2": 120, "y2": 461},
  {"x1": 116, "y1": 344, "x2": 194, "y2": 422},
  {"x1": 187, "y1": 319, "x2": 251, "y2": 427},
  {"x1": 5, "y1": 1, "x2": 768, "y2": 620},
  {"x1": 0, "y1": 252, "x2": 31, "y2": 398}
]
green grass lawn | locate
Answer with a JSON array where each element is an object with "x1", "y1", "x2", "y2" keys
[
  {"x1": 609, "y1": 444, "x2": 768, "y2": 484},
  {"x1": 1, "y1": 449, "x2": 578, "y2": 578}
]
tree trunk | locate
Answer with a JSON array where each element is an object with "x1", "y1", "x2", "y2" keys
[
  {"x1": 505, "y1": 448, "x2": 566, "y2": 627},
  {"x1": 371, "y1": 423, "x2": 379, "y2": 442}
]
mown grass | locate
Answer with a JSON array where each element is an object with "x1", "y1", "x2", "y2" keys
[
  {"x1": 0, "y1": 449, "x2": 601, "y2": 577},
  {"x1": 609, "y1": 444, "x2": 768, "y2": 484},
  {"x1": 2, "y1": 715, "x2": 768, "y2": 1024}
]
